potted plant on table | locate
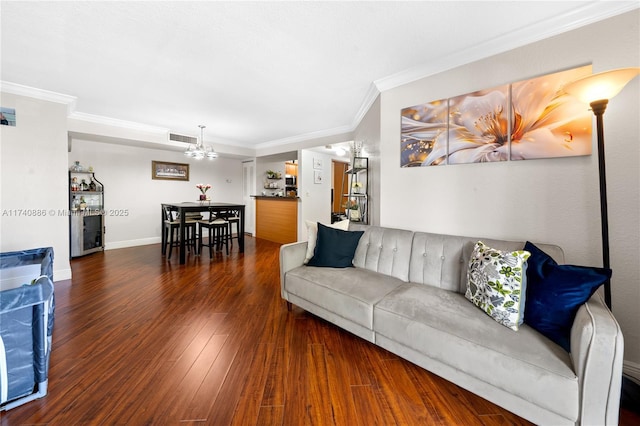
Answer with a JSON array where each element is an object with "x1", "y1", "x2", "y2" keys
[
  {"x1": 266, "y1": 170, "x2": 282, "y2": 179},
  {"x1": 345, "y1": 199, "x2": 361, "y2": 221},
  {"x1": 196, "y1": 183, "x2": 212, "y2": 201}
]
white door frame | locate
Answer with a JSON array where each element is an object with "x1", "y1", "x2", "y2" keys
[{"x1": 242, "y1": 160, "x2": 256, "y2": 235}]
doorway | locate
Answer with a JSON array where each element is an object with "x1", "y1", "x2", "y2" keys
[
  {"x1": 242, "y1": 160, "x2": 256, "y2": 235},
  {"x1": 332, "y1": 160, "x2": 349, "y2": 220}
]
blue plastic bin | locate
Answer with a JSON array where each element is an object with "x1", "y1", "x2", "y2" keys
[{"x1": 0, "y1": 247, "x2": 55, "y2": 411}]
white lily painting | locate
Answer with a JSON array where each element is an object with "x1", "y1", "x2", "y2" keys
[
  {"x1": 447, "y1": 85, "x2": 510, "y2": 164},
  {"x1": 400, "y1": 65, "x2": 593, "y2": 167}
]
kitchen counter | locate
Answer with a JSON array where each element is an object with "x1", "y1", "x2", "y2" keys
[
  {"x1": 251, "y1": 195, "x2": 299, "y2": 200},
  {"x1": 252, "y1": 196, "x2": 299, "y2": 244}
]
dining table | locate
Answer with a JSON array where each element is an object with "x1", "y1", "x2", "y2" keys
[{"x1": 161, "y1": 202, "x2": 245, "y2": 264}]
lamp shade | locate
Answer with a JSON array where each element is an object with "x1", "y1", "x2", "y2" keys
[{"x1": 563, "y1": 67, "x2": 640, "y2": 104}]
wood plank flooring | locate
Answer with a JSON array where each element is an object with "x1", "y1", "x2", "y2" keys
[{"x1": 1, "y1": 237, "x2": 638, "y2": 425}]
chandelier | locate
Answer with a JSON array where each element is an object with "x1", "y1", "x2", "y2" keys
[{"x1": 184, "y1": 125, "x2": 218, "y2": 160}]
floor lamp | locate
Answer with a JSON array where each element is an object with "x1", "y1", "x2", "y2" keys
[{"x1": 563, "y1": 67, "x2": 640, "y2": 310}]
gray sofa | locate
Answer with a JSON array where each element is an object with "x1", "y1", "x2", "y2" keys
[{"x1": 279, "y1": 224, "x2": 624, "y2": 425}]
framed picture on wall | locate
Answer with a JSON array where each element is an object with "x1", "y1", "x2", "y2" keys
[
  {"x1": 0, "y1": 107, "x2": 16, "y2": 126},
  {"x1": 313, "y1": 157, "x2": 323, "y2": 169},
  {"x1": 152, "y1": 161, "x2": 190, "y2": 181},
  {"x1": 314, "y1": 170, "x2": 323, "y2": 184}
]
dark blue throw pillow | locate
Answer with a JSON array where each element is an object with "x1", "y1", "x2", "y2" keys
[
  {"x1": 523, "y1": 241, "x2": 611, "y2": 352},
  {"x1": 307, "y1": 222, "x2": 364, "y2": 268}
]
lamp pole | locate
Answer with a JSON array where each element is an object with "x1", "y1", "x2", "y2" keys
[
  {"x1": 590, "y1": 99, "x2": 611, "y2": 309},
  {"x1": 563, "y1": 67, "x2": 640, "y2": 311}
]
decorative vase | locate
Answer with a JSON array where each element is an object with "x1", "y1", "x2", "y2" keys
[
  {"x1": 70, "y1": 161, "x2": 83, "y2": 172},
  {"x1": 199, "y1": 194, "x2": 207, "y2": 200}
]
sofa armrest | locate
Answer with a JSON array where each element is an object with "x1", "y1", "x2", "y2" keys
[
  {"x1": 279, "y1": 241, "x2": 308, "y2": 299},
  {"x1": 570, "y1": 293, "x2": 624, "y2": 425}
]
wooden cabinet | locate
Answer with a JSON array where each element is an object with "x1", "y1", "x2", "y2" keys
[
  {"x1": 285, "y1": 162, "x2": 298, "y2": 177},
  {"x1": 254, "y1": 197, "x2": 298, "y2": 244}
]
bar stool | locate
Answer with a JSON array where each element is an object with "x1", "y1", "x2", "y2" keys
[
  {"x1": 163, "y1": 206, "x2": 198, "y2": 259},
  {"x1": 219, "y1": 209, "x2": 241, "y2": 248},
  {"x1": 198, "y1": 211, "x2": 229, "y2": 258}
]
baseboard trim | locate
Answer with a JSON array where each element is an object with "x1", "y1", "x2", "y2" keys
[
  {"x1": 106, "y1": 237, "x2": 161, "y2": 250},
  {"x1": 54, "y1": 268, "x2": 72, "y2": 282},
  {"x1": 105, "y1": 234, "x2": 252, "y2": 251}
]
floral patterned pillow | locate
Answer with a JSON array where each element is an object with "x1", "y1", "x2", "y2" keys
[{"x1": 465, "y1": 241, "x2": 531, "y2": 331}]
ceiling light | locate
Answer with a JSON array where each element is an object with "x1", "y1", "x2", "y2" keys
[
  {"x1": 184, "y1": 125, "x2": 218, "y2": 160},
  {"x1": 326, "y1": 144, "x2": 346, "y2": 156}
]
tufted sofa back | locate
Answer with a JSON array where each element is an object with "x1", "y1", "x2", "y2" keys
[
  {"x1": 351, "y1": 225, "x2": 414, "y2": 282},
  {"x1": 350, "y1": 225, "x2": 565, "y2": 294},
  {"x1": 409, "y1": 232, "x2": 476, "y2": 293}
]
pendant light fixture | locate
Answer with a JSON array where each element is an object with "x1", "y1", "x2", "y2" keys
[{"x1": 184, "y1": 125, "x2": 218, "y2": 160}]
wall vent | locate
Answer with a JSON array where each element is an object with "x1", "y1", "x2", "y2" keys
[{"x1": 169, "y1": 132, "x2": 197, "y2": 144}]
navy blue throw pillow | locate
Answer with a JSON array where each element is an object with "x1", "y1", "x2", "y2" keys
[
  {"x1": 523, "y1": 241, "x2": 611, "y2": 352},
  {"x1": 307, "y1": 223, "x2": 364, "y2": 268}
]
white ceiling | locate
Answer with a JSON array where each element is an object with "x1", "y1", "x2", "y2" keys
[{"x1": 1, "y1": 1, "x2": 637, "y2": 151}]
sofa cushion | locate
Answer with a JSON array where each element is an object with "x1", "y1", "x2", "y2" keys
[
  {"x1": 465, "y1": 241, "x2": 530, "y2": 331},
  {"x1": 307, "y1": 223, "x2": 364, "y2": 268},
  {"x1": 524, "y1": 241, "x2": 611, "y2": 352},
  {"x1": 374, "y1": 283, "x2": 579, "y2": 419},
  {"x1": 304, "y1": 219, "x2": 350, "y2": 264},
  {"x1": 285, "y1": 265, "x2": 405, "y2": 330},
  {"x1": 460, "y1": 238, "x2": 565, "y2": 294}
]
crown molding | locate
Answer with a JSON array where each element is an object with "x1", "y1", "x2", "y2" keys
[
  {"x1": 374, "y1": 1, "x2": 640, "y2": 92},
  {"x1": 256, "y1": 83, "x2": 380, "y2": 150},
  {"x1": 68, "y1": 111, "x2": 169, "y2": 134},
  {"x1": 1, "y1": 81, "x2": 77, "y2": 114},
  {"x1": 350, "y1": 82, "x2": 381, "y2": 130},
  {"x1": 255, "y1": 123, "x2": 354, "y2": 150}
]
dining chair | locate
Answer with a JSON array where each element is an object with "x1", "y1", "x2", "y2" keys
[
  {"x1": 218, "y1": 209, "x2": 241, "y2": 248},
  {"x1": 198, "y1": 209, "x2": 229, "y2": 258},
  {"x1": 163, "y1": 205, "x2": 198, "y2": 259}
]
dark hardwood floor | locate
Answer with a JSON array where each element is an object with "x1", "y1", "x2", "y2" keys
[{"x1": 2, "y1": 237, "x2": 638, "y2": 425}]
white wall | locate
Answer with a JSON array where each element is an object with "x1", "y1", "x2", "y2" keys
[
  {"x1": 299, "y1": 149, "x2": 333, "y2": 240},
  {"x1": 0, "y1": 93, "x2": 72, "y2": 280},
  {"x1": 69, "y1": 138, "x2": 244, "y2": 249},
  {"x1": 379, "y1": 11, "x2": 640, "y2": 373},
  {"x1": 353, "y1": 95, "x2": 381, "y2": 225}
]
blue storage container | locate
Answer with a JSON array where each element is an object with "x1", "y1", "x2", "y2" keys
[{"x1": 0, "y1": 247, "x2": 54, "y2": 411}]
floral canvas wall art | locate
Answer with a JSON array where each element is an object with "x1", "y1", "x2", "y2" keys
[
  {"x1": 401, "y1": 99, "x2": 448, "y2": 167},
  {"x1": 510, "y1": 65, "x2": 592, "y2": 160},
  {"x1": 400, "y1": 64, "x2": 594, "y2": 166},
  {"x1": 447, "y1": 85, "x2": 510, "y2": 164}
]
